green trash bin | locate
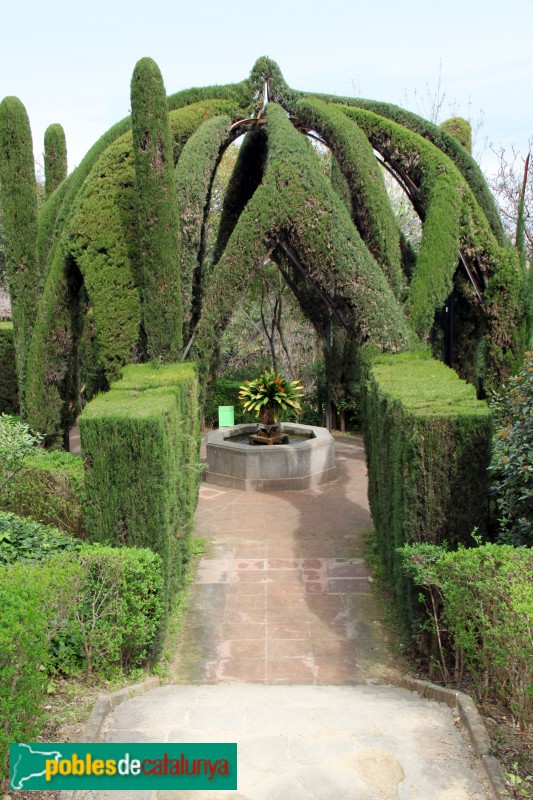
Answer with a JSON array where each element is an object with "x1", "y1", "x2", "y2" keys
[{"x1": 218, "y1": 405, "x2": 234, "y2": 427}]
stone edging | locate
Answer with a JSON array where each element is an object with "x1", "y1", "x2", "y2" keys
[
  {"x1": 392, "y1": 675, "x2": 510, "y2": 800},
  {"x1": 64, "y1": 676, "x2": 160, "y2": 800}
]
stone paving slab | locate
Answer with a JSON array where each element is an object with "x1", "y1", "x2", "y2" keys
[
  {"x1": 87, "y1": 684, "x2": 490, "y2": 799},
  {"x1": 172, "y1": 436, "x2": 397, "y2": 687}
]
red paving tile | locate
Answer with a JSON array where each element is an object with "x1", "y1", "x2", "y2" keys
[{"x1": 172, "y1": 434, "x2": 393, "y2": 686}]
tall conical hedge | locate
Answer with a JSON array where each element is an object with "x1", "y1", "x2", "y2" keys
[
  {"x1": 0, "y1": 96, "x2": 40, "y2": 414},
  {"x1": 130, "y1": 57, "x2": 182, "y2": 360},
  {"x1": 44, "y1": 123, "x2": 67, "y2": 198}
]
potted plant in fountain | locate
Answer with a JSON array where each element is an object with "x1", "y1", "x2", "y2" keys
[{"x1": 238, "y1": 369, "x2": 304, "y2": 428}]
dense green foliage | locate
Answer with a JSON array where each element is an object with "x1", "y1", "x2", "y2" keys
[
  {"x1": 193, "y1": 103, "x2": 413, "y2": 381},
  {"x1": 0, "y1": 541, "x2": 164, "y2": 782},
  {"x1": 0, "y1": 97, "x2": 40, "y2": 413},
  {"x1": 341, "y1": 105, "x2": 526, "y2": 386},
  {"x1": 307, "y1": 90, "x2": 504, "y2": 242},
  {"x1": 79, "y1": 362, "x2": 200, "y2": 604},
  {"x1": 400, "y1": 542, "x2": 532, "y2": 729},
  {"x1": 1, "y1": 449, "x2": 85, "y2": 535},
  {"x1": 296, "y1": 98, "x2": 404, "y2": 295},
  {"x1": 26, "y1": 100, "x2": 239, "y2": 446},
  {"x1": 55, "y1": 544, "x2": 164, "y2": 675},
  {"x1": 489, "y1": 351, "x2": 533, "y2": 545},
  {"x1": 0, "y1": 560, "x2": 58, "y2": 782},
  {"x1": 176, "y1": 114, "x2": 233, "y2": 339},
  {"x1": 213, "y1": 127, "x2": 267, "y2": 264},
  {"x1": 0, "y1": 413, "x2": 41, "y2": 492},
  {"x1": 131, "y1": 57, "x2": 183, "y2": 360},
  {"x1": 44, "y1": 123, "x2": 67, "y2": 198},
  {"x1": 363, "y1": 351, "x2": 493, "y2": 635},
  {"x1": 0, "y1": 510, "x2": 79, "y2": 564},
  {"x1": 0, "y1": 322, "x2": 18, "y2": 413},
  {"x1": 440, "y1": 117, "x2": 472, "y2": 154}
]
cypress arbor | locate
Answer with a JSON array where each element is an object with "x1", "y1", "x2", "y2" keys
[
  {"x1": 0, "y1": 97, "x2": 40, "y2": 414},
  {"x1": 44, "y1": 123, "x2": 67, "y2": 198},
  {"x1": 130, "y1": 57, "x2": 182, "y2": 361},
  {"x1": 0, "y1": 56, "x2": 525, "y2": 444}
]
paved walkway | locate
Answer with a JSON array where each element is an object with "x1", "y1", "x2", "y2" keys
[{"x1": 91, "y1": 435, "x2": 491, "y2": 799}]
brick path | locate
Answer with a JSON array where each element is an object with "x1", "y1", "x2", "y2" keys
[{"x1": 171, "y1": 434, "x2": 397, "y2": 686}]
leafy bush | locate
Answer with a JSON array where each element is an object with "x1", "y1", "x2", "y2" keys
[
  {"x1": 0, "y1": 413, "x2": 42, "y2": 493},
  {"x1": 399, "y1": 542, "x2": 533, "y2": 729},
  {"x1": 0, "y1": 558, "x2": 81, "y2": 786},
  {"x1": 0, "y1": 511, "x2": 79, "y2": 565},
  {"x1": 55, "y1": 545, "x2": 165, "y2": 675},
  {"x1": 0, "y1": 449, "x2": 86, "y2": 535},
  {"x1": 489, "y1": 351, "x2": 533, "y2": 545}
]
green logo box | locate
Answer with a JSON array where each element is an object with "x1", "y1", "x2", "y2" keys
[{"x1": 11, "y1": 742, "x2": 237, "y2": 791}]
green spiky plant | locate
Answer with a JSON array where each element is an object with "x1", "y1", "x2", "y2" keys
[{"x1": 238, "y1": 369, "x2": 303, "y2": 422}]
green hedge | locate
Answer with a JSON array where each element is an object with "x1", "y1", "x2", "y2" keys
[
  {"x1": 0, "y1": 322, "x2": 18, "y2": 413},
  {"x1": 399, "y1": 542, "x2": 532, "y2": 728},
  {"x1": 0, "y1": 450, "x2": 85, "y2": 535},
  {"x1": 362, "y1": 351, "x2": 492, "y2": 634},
  {"x1": 79, "y1": 362, "x2": 200, "y2": 603},
  {"x1": 0, "y1": 542, "x2": 164, "y2": 784}
]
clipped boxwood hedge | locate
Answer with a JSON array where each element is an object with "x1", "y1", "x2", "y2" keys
[
  {"x1": 79, "y1": 362, "x2": 200, "y2": 603},
  {"x1": 362, "y1": 350, "x2": 493, "y2": 635},
  {"x1": 0, "y1": 321, "x2": 18, "y2": 414}
]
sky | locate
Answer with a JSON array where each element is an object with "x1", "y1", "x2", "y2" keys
[{"x1": 1, "y1": 0, "x2": 531, "y2": 178}]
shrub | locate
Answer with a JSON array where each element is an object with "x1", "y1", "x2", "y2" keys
[
  {"x1": 0, "y1": 511, "x2": 79, "y2": 565},
  {"x1": 489, "y1": 351, "x2": 533, "y2": 546},
  {"x1": 0, "y1": 558, "x2": 80, "y2": 786},
  {"x1": 0, "y1": 449, "x2": 85, "y2": 535},
  {"x1": 0, "y1": 322, "x2": 18, "y2": 414},
  {"x1": 362, "y1": 351, "x2": 493, "y2": 635},
  {"x1": 0, "y1": 541, "x2": 164, "y2": 783},
  {"x1": 0, "y1": 413, "x2": 42, "y2": 493},
  {"x1": 54, "y1": 544, "x2": 164, "y2": 675},
  {"x1": 399, "y1": 542, "x2": 533, "y2": 729}
]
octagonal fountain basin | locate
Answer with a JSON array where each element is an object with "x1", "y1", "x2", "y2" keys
[{"x1": 204, "y1": 423, "x2": 336, "y2": 492}]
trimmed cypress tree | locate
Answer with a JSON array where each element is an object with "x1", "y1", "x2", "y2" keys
[
  {"x1": 0, "y1": 97, "x2": 40, "y2": 414},
  {"x1": 130, "y1": 57, "x2": 182, "y2": 360},
  {"x1": 44, "y1": 123, "x2": 67, "y2": 198}
]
